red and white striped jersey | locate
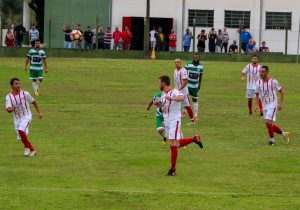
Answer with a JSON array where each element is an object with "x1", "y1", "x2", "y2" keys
[
  {"x1": 174, "y1": 67, "x2": 188, "y2": 95},
  {"x1": 242, "y1": 63, "x2": 262, "y2": 90},
  {"x1": 5, "y1": 90, "x2": 35, "y2": 120},
  {"x1": 255, "y1": 78, "x2": 282, "y2": 109},
  {"x1": 161, "y1": 88, "x2": 183, "y2": 123}
]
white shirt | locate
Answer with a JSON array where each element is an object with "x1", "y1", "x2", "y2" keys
[
  {"x1": 5, "y1": 90, "x2": 35, "y2": 121},
  {"x1": 242, "y1": 63, "x2": 262, "y2": 90},
  {"x1": 150, "y1": 30, "x2": 157, "y2": 42},
  {"x1": 160, "y1": 89, "x2": 183, "y2": 123},
  {"x1": 174, "y1": 67, "x2": 188, "y2": 95},
  {"x1": 255, "y1": 78, "x2": 282, "y2": 109}
]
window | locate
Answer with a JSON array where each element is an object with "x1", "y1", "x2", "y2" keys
[
  {"x1": 188, "y1": 9, "x2": 214, "y2": 27},
  {"x1": 266, "y1": 12, "x2": 292, "y2": 30},
  {"x1": 225, "y1": 10, "x2": 251, "y2": 28}
]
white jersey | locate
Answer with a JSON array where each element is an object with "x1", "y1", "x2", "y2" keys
[
  {"x1": 242, "y1": 63, "x2": 261, "y2": 90},
  {"x1": 161, "y1": 89, "x2": 183, "y2": 123},
  {"x1": 5, "y1": 90, "x2": 35, "y2": 121},
  {"x1": 255, "y1": 78, "x2": 282, "y2": 109},
  {"x1": 149, "y1": 30, "x2": 157, "y2": 42},
  {"x1": 174, "y1": 67, "x2": 188, "y2": 95}
]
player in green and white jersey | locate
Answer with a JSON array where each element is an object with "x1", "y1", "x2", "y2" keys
[
  {"x1": 147, "y1": 92, "x2": 167, "y2": 145},
  {"x1": 24, "y1": 39, "x2": 48, "y2": 96},
  {"x1": 184, "y1": 53, "x2": 204, "y2": 121}
]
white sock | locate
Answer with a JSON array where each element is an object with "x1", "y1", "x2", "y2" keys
[
  {"x1": 192, "y1": 102, "x2": 199, "y2": 116},
  {"x1": 38, "y1": 80, "x2": 42, "y2": 89},
  {"x1": 32, "y1": 82, "x2": 38, "y2": 93},
  {"x1": 270, "y1": 137, "x2": 275, "y2": 143},
  {"x1": 281, "y1": 131, "x2": 286, "y2": 137}
]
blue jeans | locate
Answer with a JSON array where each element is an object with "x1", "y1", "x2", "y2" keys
[
  {"x1": 64, "y1": 41, "x2": 72, "y2": 48},
  {"x1": 75, "y1": 41, "x2": 82, "y2": 49},
  {"x1": 183, "y1": 46, "x2": 190, "y2": 52},
  {"x1": 85, "y1": 42, "x2": 93, "y2": 49}
]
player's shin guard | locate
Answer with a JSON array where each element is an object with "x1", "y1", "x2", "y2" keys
[
  {"x1": 192, "y1": 102, "x2": 199, "y2": 116},
  {"x1": 32, "y1": 81, "x2": 38, "y2": 93},
  {"x1": 248, "y1": 99, "x2": 252, "y2": 113},
  {"x1": 170, "y1": 146, "x2": 178, "y2": 170},
  {"x1": 18, "y1": 130, "x2": 34, "y2": 151},
  {"x1": 185, "y1": 106, "x2": 194, "y2": 119}
]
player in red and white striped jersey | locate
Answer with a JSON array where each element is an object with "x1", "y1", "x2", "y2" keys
[
  {"x1": 241, "y1": 55, "x2": 263, "y2": 115},
  {"x1": 154, "y1": 75, "x2": 203, "y2": 176},
  {"x1": 173, "y1": 59, "x2": 195, "y2": 125},
  {"x1": 255, "y1": 66, "x2": 290, "y2": 145},
  {"x1": 5, "y1": 78, "x2": 42, "y2": 156}
]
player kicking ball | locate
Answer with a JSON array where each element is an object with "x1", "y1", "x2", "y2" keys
[
  {"x1": 24, "y1": 39, "x2": 48, "y2": 96},
  {"x1": 154, "y1": 75, "x2": 203, "y2": 176},
  {"x1": 5, "y1": 78, "x2": 42, "y2": 156},
  {"x1": 255, "y1": 66, "x2": 290, "y2": 145},
  {"x1": 241, "y1": 54, "x2": 263, "y2": 116}
]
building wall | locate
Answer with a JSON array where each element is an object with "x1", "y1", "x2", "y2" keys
[{"x1": 44, "y1": 0, "x2": 110, "y2": 48}]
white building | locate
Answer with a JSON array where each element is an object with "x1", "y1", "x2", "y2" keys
[{"x1": 111, "y1": 0, "x2": 300, "y2": 54}]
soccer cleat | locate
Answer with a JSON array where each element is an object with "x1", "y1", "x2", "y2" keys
[
  {"x1": 284, "y1": 132, "x2": 290, "y2": 144},
  {"x1": 35, "y1": 89, "x2": 39, "y2": 96},
  {"x1": 269, "y1": 141, "x2": 276, "y2": 146},
  {"x1": 29, "y1": 150, "x2": 37, "y2": 157},
  {"x1": 166, "y1": 169, "x2": 176, "y2": 176},
  {"x1": 193, "y1": 134, "x2": 203, "y2": 148},
  {"x1": 187, "y1": 120, "x2": 195, "y2": 126},
  {"x1": 194, "y1": 115, "x2": 199, "y2": 121},
  {"x1": 181, "y1": 111, "x2": 186, "y2": 118},
  {"x1": 260, "y1": 112, "x2": 263, "y2": 116},
  {"x1": 249, "y1": 111, "x2": 253, "y2": 115},
  {"x1": 162, "y1": 138, "x2": 167, "y2": 145},
  {"x1": 24, "y1": 148, "x2": 30, "y2": 156}
]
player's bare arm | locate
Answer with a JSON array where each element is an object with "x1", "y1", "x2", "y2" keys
[
  {"x1": 179, "y1": 79, "x2": 188, "y2": 91},
  {"x1": 32, "y1": 101, "x2": 43, "y2": 119},
  {"x1": 198, "y1": 73, "x2": 203, "y2": 91},
  {"x1": 43, "y1": 59, "x2": 48, "y2": 73},
  {"x1": 24, "y1": 57, "x2": 29, "y2": 71},
  {"x1": 147, "y1": 100, "x2": 153, "y2": 111},
  {"x1": 241, "y1": 72, "x2": 246, "y2": 81},
  {"x1": 255, "y1": 93, "x2": 260, "y2": 111},
  {"x1": 153, "y1": 100, "x2": 162, "y2": 108},
  {"x1": 278, "y1": 89, "x2": 284, "y2": 111}
]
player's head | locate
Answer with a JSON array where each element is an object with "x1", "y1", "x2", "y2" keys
[
  {"x1": 159, "y1": 75, "x2": 170, "y2": 91},
  {"x1": 252, "y1": 54, "x2": 259, "y2": 64},
  {"x1": 10, "y1": 78, "x2": 20, "y2": 91},
  {"x1": 31, "y1": 24, "x2": 36, "y2": 29},
  {"x1": 260, "y1": 66, "x2": 269, "y2": 79},
  {"x1": 193, "y1": 53, "x2": 200, "y2": 65},
  {"x1": 174, "y1": 59, "x2": 182, "y2": 69},
  {"x1": 35, "y1": 39, "x2": 41, "y2": 48}
]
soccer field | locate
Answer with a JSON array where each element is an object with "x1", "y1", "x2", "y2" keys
[{"x1": 0, "y1": 58, "x2": 299, "y2": 210}]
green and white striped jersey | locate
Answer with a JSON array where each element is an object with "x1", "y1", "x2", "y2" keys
[
  {"x1": 185, "y1": 62, "x2": 204, "y2": 89},
  {"x1": 27, "y1": 48, "x2": 46, "y2": 71},
  {"x1": 152, "y1": 92, "x2": 163, "y2": 117}
]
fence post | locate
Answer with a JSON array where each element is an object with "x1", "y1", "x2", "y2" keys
[
  {"x1": 0, "y1": 16, "x2": 2, "y2": 47},
  {"x1": 239, "y1": 19, "x2": 243, "y2": 53},
  {"x1": 284, "y1": 21, "x2": 288, "y2": 55},
  {"x1": 48, "y1": 17, "x2": 52, "y2": 48},
  {"x1": 96, "y1": 16, "x2": 99, "y2": 50},
  {"x1": 297, "y1": 18, "x2": 300, "y2": 64},
  {"x1": 143, "y1": 0, "x2": 150, "y2": 58}
]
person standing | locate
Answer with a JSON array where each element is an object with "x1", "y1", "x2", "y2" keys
[
  {"x1": 113, "y1": 26, "x2": 122, "y2": 50},
  {"x1": 156, "y1": 27, "x2": 166, "y2": 51},
  {"x1": 74, "y1": 24, "x2": 83, "y2": 49},
  {"x1": 5, "y1": 78, "x2": 42, "y2": 156},
  {"x1": 122, "y1": 26, "x2": 132, "y2": 50},
  {"x1": 5, "y1": 27, "x2": 15, "y2": 47},
  {"x1": 182, "y1": 28, "x2": 193, "y2": 52},
  {"x1": 83, "y1": 26, "x2": 93, "y2": 50},
  {"x1": 197, "y1": 30, "x2": 207, "y2": 53},
  {"x1": 215, "y1": 29, "x2": 223, "y2": 53},
  {"x1": 149, "y1": 27, "x2": 158, "y2": 50},
  {"x1": 168, "y1": 29, "x2": 177, "y2": 52},
  {"x1": 63, "y1": 25, "x2": 72, "y2": 49},
  {"x1": 97, "y1": 28, "x2": 106, "y2": 49},
  {"x1": 24, "y1": 39, "x2": 48, "y2": 96},
  {"x1": 14, "y1": 23, "x2": 26, "y2": 48},
  {"x1": 255, "y1": 66, "x2": 290, "y2": 145},
  {"x1": 221, "y1": 27, "x2": 229, "y2": 53},
  {"x1": 240, "y1": 28, "x2": 252, "y2": 52},
  {"x1": 153, "y1": 75, "x2": 203, "y2": 176},
  {"x1": 208, "y1": 28, "x2": 217, "y2": 53},
  {"x1": 28, "y1": 24, "x2": 39, "y2": 48},
  {"x1": 104, "y1": 27, "x2": 113, "y2": 50}
]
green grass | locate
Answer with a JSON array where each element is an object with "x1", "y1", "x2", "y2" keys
[{"x1": 0, "y1": 58, "x2": 299, "y2": 210}]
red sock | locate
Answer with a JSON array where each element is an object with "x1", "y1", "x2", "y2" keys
[
  {"x1": 170, "y1": 146, "x2": 178, "y2": 170},
  {"x1": 266, "y1": 124, "x2": 274, "y2": 138},
  {"x1": 185, "y1": 106, "x2": 194, "y2": 120},
  {"x1": 179, "y1": 138, "x2": 193, "y2": 147},
  {"x1": 248, "y1": 99, "x2": 252, "y2": 113},
  {"x1": 18, "y1": 130, "x2": 34, "y2": 151},
  {"x1": 259, "y1": 100, "x2": 263, "y2": 113},
  {"x1": 273, "y1": 124, "x2": 282, "y2": 134}
]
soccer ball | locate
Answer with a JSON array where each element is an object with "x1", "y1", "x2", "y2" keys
[{"x1": 70, "y1": 30, "x2": 82, "y2": 41}]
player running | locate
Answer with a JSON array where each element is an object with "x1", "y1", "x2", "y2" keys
[
  {"x1": 154, "y1": 75, "x2": 203, "y2": 176},
  {"x1": 24, "y1": 39, "x2": 48, "y2": 96},
  {"x1": 173, "y1": 59, "x2": 195, "y2": 125},
  {"x1": 241, "y1": 54, "x2": 263, "y2": 115},
  {"x1": 5, "y1": 78, "x2": 42, "y2": 156},
  {"x1": 147, "y1": 91, "x2": 167, "y2": 145},
  {"x1": 255, "y1": 66, "x2": 290, "y2": 145},
  {"x1": 185, "y1": 53, "x2": 204, "y2": 121}
]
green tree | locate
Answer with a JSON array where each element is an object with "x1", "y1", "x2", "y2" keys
[{"x1": 0, "y1": 0, "x2": 23, "y2": 27}]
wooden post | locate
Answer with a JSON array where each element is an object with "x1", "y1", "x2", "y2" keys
[
  {"x1": 284, "y1": 21, "x2": 288, "y2": 55},
  {"x1": 144, "y1": 0, "x2": 150, "y2": 58},
  {"x1": 192, "y1": 18, "x2": 196, "y2": 53},
  {"x1": 48, "y1": 17, "x2": 52, "y2": 48},
  {"x1": 96, "y1": 16, "x2": 99, "y2": 50}
]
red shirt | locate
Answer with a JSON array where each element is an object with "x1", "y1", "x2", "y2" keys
[
  {"x1": 113, "y1": 31, "x2": 122, "y2": 44},
  {"x1": 122, "y1": 31, "x2": 132, "y2": 44},
  {"x1": 169, "y1": 33, "x2": 177, "y2": 48}
]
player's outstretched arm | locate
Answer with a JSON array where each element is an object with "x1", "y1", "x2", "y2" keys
[
  {"x1": 278, "y1": 89, "x2": 284, "y2": 111},
  {"x1": 32, "y1": 101, "x2": 42, "y2": 119},
  {"x1": 241, "y1": 72, "x2": 246, "y2": 81},
  {"x1": 43, "y1": 59, "x2": 48, "y2": 73},
  {"x1": 147, "y1": 100, "x2": 153, "y2": 111},
  {"x1": 24, "y1": 57, "x2": 29, "y2": 71}
]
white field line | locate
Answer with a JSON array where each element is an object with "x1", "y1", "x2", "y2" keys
[{"x1": 1, "y1": 187, "x2": 299, "y2": 198}]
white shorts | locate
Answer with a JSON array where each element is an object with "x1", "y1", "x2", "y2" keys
[
  {"x1": 263, "y1": 107, "x2": 277, "y2": 121},
  {"x1": 165, "y1": 120, "x2": 181, "y2": 140},
  {"x1": 182, "y1": 94, "x2": 190, "y2": 107},
  {"x1": 246, "y1": 89, "x2": 256, "y2": 99},
  {"x1": 14, "y1": 117, "x2": 31, "y2": 140}
]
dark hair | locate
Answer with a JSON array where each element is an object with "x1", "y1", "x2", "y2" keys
[
  {"x1": 193, "y1": 53, "x2": 200, "y2": 57},
  {"x1": 261, "y1": 66, "x2": 269, "y2": 71},
  {"x1": 159, "y1": 75, "x2": 170, "y2": 86},
  {"x1": 252, "y1": 54, "x2": 259, "y2": 58},
  {"x1": 35, "y1": 39, "x2": 40, "y2": 43},
  {"x1": 10, "y1": 78, "x2": 20, "y2": 86}
]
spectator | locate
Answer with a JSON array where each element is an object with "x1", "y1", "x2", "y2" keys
[
  {"x1": 63, "y1": 24, "x2": 72, "y2": 49},
  {"x1": 28, "y1": 24, "x2": 39, "y2": 48},
  {"x1": 168, "y1": 29, "x2": 177, "y2": 52},
  {"x1": 104, "y1": 27, "x2": 113, "y2": 50},
  {"x1": 208, "y1": 28, "x2": 217, "y2": 52},
  {"x1": 149, "y1": 27, "x2": 157, "y2": 49},
  {"x1": 252, "y1": 40, "x2": 259, "y2": 52},
  {"x1": 92, "y1": 27, "x2": 97, "y2": 49},
  {"x1": 240, "y1": 27, "x2": 252, "y2": 52},
  {"x1": 182, "y1": 28, "x2": 193, "y2": 52},
  {"x1": 83, "y1": 26, "x2": 93, "y2": 49},
  {"x1": 259, "y1": 41, "x2": 270, "y2": 52},
  {"x1": 74, "y1": 24, "x2": 83, "y2": 49},
  {"x1": 5, "y1": 27, "x2": 15, "y2": 47},
  {"x1": 97, "y1": 27, "x2": 106, "y2": 49},
  {"x1": 197, "y1": 30, "x2": 207, "y2": 53},
  {"x1": 14, "y1": 22, "x2": 26, "y2": 48},
  {"x1": 229, "y1": 40, "x2": 238, "y2": 53},
  {"x1": 215, "y1": 29, "x2": 223, "y2": 53},
  {"x1": 246, "y1": 39, "x2": 255, "y2": 53},
  {"x1": 156, "y1": 27, "x2": 166, "y2": 51},
  {"x1": 221, "y1": 27, "x2": 229, "y2": 53},
  {"x1": 122, "y1": 26, "x2": 132, "y2": 50},
  {"x1": 113, "y1": 26, "x2": 123, "y2": 50}
]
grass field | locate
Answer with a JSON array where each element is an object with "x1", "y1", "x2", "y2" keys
[{"x1": 0, "y1": 57, "x2": 299, "y2": 210}]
